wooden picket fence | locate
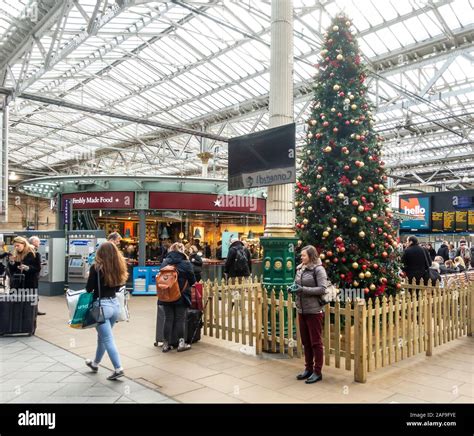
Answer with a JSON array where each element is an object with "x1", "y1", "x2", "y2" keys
[{"x1": 201, "y1": 274, "x2": 474, "y2": 383}]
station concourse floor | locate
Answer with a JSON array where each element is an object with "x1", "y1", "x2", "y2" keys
[{"x1": 4, "y1": 294, "x2": 472, "y2": 404}]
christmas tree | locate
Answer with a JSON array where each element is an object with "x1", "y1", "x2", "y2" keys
[{"x1": 295, "y1": 15, "x2": 401, "y2": 297}]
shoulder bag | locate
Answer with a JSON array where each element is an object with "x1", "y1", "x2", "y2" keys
[{"x1": 82, "y1": 269, "x2": 106, "y2": 328}]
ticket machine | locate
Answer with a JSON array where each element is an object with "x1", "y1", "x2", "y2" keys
[
  {"x1": 18, "y1": 230, "x2": 66, "y2": 296},
  {"x1": 66, "y1": 230, "x2": 106, "y2": 290}
]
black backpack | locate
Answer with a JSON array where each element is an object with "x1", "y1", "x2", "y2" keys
[{"x1": 234, "y1": 246, "x2": 248, "y2": 274}]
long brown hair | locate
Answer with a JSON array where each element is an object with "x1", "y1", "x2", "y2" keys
[
  {"x1": 12, "y1": 236, "x2": 35, "y2": 262},
  {"x1": 169, "y1": 242, "x2": 188, "y2": 258},
  {"x1": 94, "y1": 241, "x2": 128, "y2": 287}
]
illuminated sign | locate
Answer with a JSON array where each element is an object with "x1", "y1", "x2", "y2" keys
[{"x1": 399, "y1": 196, "x2": 431, "y2": 230}]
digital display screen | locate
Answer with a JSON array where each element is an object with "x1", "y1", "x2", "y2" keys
[
  {"x1": 443, "y1": 211, "x2": 455, "y2": 231},
  {"x1": 455, "y1": 211, "x2": 468, "y2": 232},
  {"x1": 69, "y1": 258, "x2": 83, "y2": 268},
  {"x1": 431, "y1": 212, "x2": 443, "y2": 232},
  {"x1": 469, "y1": 211, "x2": 474, "y2": 232},
  {"x1": 399, "y1": 196, "x2": 431, "y2": 230}
]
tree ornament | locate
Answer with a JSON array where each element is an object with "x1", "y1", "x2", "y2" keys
[
  {"x1": 352, "y1": 200, "x2": 359, "y2": 206},
  {"x1": 351, "y1": 217, "x2": 357, "y2": 223},
  {"x1": 351, "y1": 104, "x2": 357, "y2": 110},
  {"x1": 344, "y1": 98, "x2": 350, "y2": 105},
  {"x1": 358, "y1": 205, "x2": 364, "y2": 212},
  {"x1": 370, "y1": 284, "x2": 376, "y2": 291},
  {"x1": 322, "y1": 231, "x2": 329, "y2": 238},
  {"x1": 336, "y1": 54, "x2": 344, "y2": 61},
  {"x1": 365, "y1": 271, "x2": 371, "y2": 278},
  {"x1": 323, "y1": 121, "x2": 329, "y2": 127},
  {"x1": 367, "y1": 187, "x2": 374, "y2": 193},
  {"x1": 324, "y1": 146, "x2": 332, "y2": 153},
  {"x1": 338, "y1": 193, "x2": 345, "y2": 199},
  {"x1": 320, "y1": 187, "x2": 327, "y2": 193},
  {"x1": 307, "y1": 192, "x2": 312, "y2": 198},
  {"x1": 333, "y1": 25, "x2": 339, "y2": 31},
  {"x1": 352, "y1": 262, "x2": 359, "y2": 269},
  {"x1": 333, "y1": 85, "x2": 340, "y2": 91},
  {"x1": 358, "y1": 231, "x2": 365, "y2": 238},
  {"x1": 353, "y1": 281, "x2": 359, "y2": 287},
  {"x1": 359, "y1": 272, "x2": 365, "y2": 279},
  {"x1": 333, "y1": 127, "x2": 338, "y2": 133},
  {"x1": 308, "y1": 206, "x2": 313, "y2": 211},
  {"x1": 352, "y1": 180, "x2": 358, "y2": 185}
]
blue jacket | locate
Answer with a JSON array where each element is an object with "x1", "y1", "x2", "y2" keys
[{"x1": 158, "y1": 251, "x2": 196, "y2": 307}]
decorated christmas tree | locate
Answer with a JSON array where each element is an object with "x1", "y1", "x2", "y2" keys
[{"x1": 295, "y1": 15, "x2": 401, "y2": 297}]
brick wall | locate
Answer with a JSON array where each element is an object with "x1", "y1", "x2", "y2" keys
[{"x1": 0, "y1": 192, "x2": 56, "y2": 231}]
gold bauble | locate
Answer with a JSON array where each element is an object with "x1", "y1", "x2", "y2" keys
[
  {"x1": 352, "y1": 262, "x2": 359, "y2": 269},
  {"x1": 351, "y1": 217, "x2": 358, "y2": 223}
]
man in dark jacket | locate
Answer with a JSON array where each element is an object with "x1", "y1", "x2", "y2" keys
[
  {"x1": 158, "y1": 243, "x2": 196, "y2": 352},
  {"x1": 401, "y1": 236, "x2": 431, "y2": 285},
  {"x1": 224, "y1": 239, "x2": 252, "y2": 279},
  {"x1": 437, "y1": 241, "x2": 449, "y2": 262}
]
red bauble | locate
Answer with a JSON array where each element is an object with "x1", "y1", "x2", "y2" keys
[
  {"x1": 360, "y1": 135, "x2": 365, "y2": 141},
  {"x1": 316, "y1": 133, "x2": 322, "y2": 139},
  {"x1": 327, "y1": 251, "x2": 333, "y2": 257},
  {"x1": 362, "y1": 265, "x2": 367, "y2": 270},
  {"x1": 381, "y1": 252, "x2": 388, "y2": 258},
  {"x1": 341, "y1": 147, "x2": 348, "y2": 153},
  {"x1": 325, "y1": 195, "x2": 331, "y2": 201},
  {"x1": 370, "y1": 243, "x2": 375, "y2": 249},
  {"x1": 339, "y1": 247, "x2": 346, "y2": 253},
  {"x1": 335, "y1": 236, "x2": 343, "y2": 243},
  {"x1": 331, "y1": 218, "x2": 337, "y2": 224},
  {"x1": 337, "y1": 112, "x2": 342, "y2": 117},
  {"x1": 345, "y1": 120, "x2": 350, "y2": 125},
  {"x1": 333, "y1": 258, "x2": 339, "y2": 263},
  {"x1": 373, "y1": 263, "x2": 379, "y2": 269},
  {"x1": 367, "y1": 187, "x2": 374, "y2": 193},
  {"x1": 328, "y1": 198, "x2": 334, "y2": 204},
  {"x1": 333, "y1": 127, "x2": 338, "y2": 133},
  {"x1": 396, "y1": 283, "x2": 402, "y2": 289},
  {"x1": 384, "y1": 189, "x2": 390, "y2": 195},
  {"x1": 363, "y1": 147, "x2": 369, "y2": 153},
  {"x1": 343, "y1": 165, "x2": 350, "y2": 171},
  {"x1": 323, "y1": 121, "x2": 329, "y2": 127},
  {"x1": 317, "y1": 166, "x2": 323, "y2": 172},
  {"x1": 341, "y1": 257, "x2": 346, "y2": 263},
  {"x1": 340, "y1": 274, "x2": 345, "y2": 279},
  {"x1": 356, "y1": 175, "x2": 362, "y2": 181},
  {"x1": 366, "y1": 217, "x2": 372, "y2": 222},
  {"x1": 374, "y1": 184, "x2": 379, "y2": 189},
  {"x1": 352, "y1": 200, "x2": 359, "y2": 206},
  {"x1": 338, "y1": 92, "x2": 345, "y2": 97},
  {"x1": 364, "y1": 288, "x2": 369, "y2": 294}
]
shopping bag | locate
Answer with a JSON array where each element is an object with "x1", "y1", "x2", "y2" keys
[
  {"x1": 116, "y1": 286, "x2": 130, "y2": 322},
  {"x1": 66, "y1": 288, "x2": 87, "y2": 321},
  {"x1": 69, "y1": 292, "x2": 94, "y2": 329}
]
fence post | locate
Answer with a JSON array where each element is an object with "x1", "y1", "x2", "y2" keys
[
  {"x1": 469, "y1": 284, "x2": 474, "y2": 337},
  {"x1": 354, "y1": 300, "x2": 367, "y2": 383},
  {"x1": 426, "y1": 289, "x2": 433, "y2": 356}
]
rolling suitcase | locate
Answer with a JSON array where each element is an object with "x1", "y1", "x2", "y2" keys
[
  {"x1": 0, "y1": 300, "x2": 38, "y2": 336},
  {"x1": 185, "y1": 309, "x2": 202, "y2": 344}
]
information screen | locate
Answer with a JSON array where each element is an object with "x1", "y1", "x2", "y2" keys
[
  {"x1": 455, "y1": 211, "x2": 468, "y2": 232},
  {"x1": 399, "y1": 196, "x2": 431, "y2": 230},
  {"x1": 469, "y1": 211, "x2": 474, "y2": 232},
  {"x1": 443, "y1": 211, "x2": 455, "y2": 231},
  {"x1": 431, "y1": 212, "x2": 443, "y2": 232}
]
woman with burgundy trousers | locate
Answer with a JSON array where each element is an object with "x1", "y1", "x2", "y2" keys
[{"x1": 294, "y1": 245, "x2": 327, "y2": 384}]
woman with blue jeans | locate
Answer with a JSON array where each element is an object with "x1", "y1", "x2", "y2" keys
[{"x1": 85, "y1": 242, "x2": 128, "y2": 380}]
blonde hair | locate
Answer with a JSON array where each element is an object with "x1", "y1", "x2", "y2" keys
[
  {"x1": 94, "y1": 241, "x2": 128, "y2": 287},
  {"x1": 453, "y1": 256, "x2": 466, "y2": 269},
  {"x1": 12, "y1": 236, "x2": 35, "y2": 262},
  {"x1": 169, "y1": 242, "x2": 188, "y2": 258}
]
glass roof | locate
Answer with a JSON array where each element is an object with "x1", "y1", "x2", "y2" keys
[{"x1": 1, "y1": 0, "x2": 473, "y2": 190}]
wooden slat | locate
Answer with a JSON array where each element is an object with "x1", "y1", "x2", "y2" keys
[
  {"x1": 215, "y1": 285, "x2": 220, "y2": 339},
  {"x1": 209, "y1": 285, "x2": 215, "y2": 337},
  {"x1": 234, "y1": 288, "x2": 240, "y2": 343},
  {"x1": 436, "y1": 288, "x2": 442, "y2": 347},
  {"x1": 263, "y1": 289, "x2": 268, "y2": 350},
  {"x1": 407, "y1": 292, "x2": 412, "y2": 358},
  {"x1": 394, "y1": 295, "x2": 400, "y2": 362},
  {"x1": 248, "y1": 286, "x2": 254, "y2": 347},
  {"x1": 241, "y1": 287, "x2": 246, "y2": 345},
  {"x1": 401, "y1": 293, "x2": 406, "y2": 360},
  {"x1": 279, "y1": 291, "x2": 285, "y2": 354},
  {"x1": 413, "y1": 291, "x2": 419, "y2": 355},
  {"x1": 374, "y1": 297, "x2": 381, "y2": 369},
  {"x1": 227, "y1": 288, "x2": 232, "y2": 342},
  {"x1": 334, "y1": 300, "x2": 341, "y2": 368},
  {"x1": 381, "y1": 296, "x2": 387, "y2": 367},
  {"x1": 388, "y1": 296, "x2": 394, "y2": 365},
  {"x1": 443, "y1": 290, "x2": 448, "y2": 345},
  {"x1": 271, "y1": 290, "x2": 277, "y2": 353},
  {"x1": 324, "y1": 303, "x2": 330, "y2": 366},
  {"x1": 454, "y1": 289, "x2": 459, "y2": 339},
  {"x1": 255, "y1": 287, "x2": 262, "y2": 355},
  {"x1": 202, "y1": 284, "x2": 208, "y2": 336},
  {"x1": 221, "y1": 286, "x2": 226, "y2": 341},
  {"x1": 287, "y1": 292, "x2": 294, "y2": 358},
  {"x1": 345, "y1": 300, "x2": 352, "y2": 371},
  {"x1": 426, "y1": 288, "x2": 433, "y2": 356},
  {"x1": 419, "y1": 289, "x2": 425, "y2": 353}
]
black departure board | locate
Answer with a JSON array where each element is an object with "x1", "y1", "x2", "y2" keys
[
  {"x1": 469, "y1": 211, "x2": 474, "y2": 232},
  {"x1": 455, "y1": 211, "x2": 468, "y2": 232},
  {"x1": 443, "y1": 211, "x2": 455, "y2": 231},
  {"x1": 432, "y1": 212, "x2": 443, "y2": 232}
]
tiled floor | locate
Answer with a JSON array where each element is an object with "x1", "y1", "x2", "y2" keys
[
  {"x1": 25, "y1": 295, "x2": 474, "y2": 403},
  {"x1": 0, "y1": 336, "x2": 175, "y2": 404}
]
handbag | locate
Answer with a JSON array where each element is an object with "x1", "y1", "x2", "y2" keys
[
  {"x1": 116, "y1": 286, "x2": 130, "y2": 322},
  {"x1": 312, "y1": 266, "x2": 339, "y2": 305},
  {"x1": 11, "y1": 273, "x2": 25, "y2": 290},
  {"x1": 82, "y1": 269, "x2": 106, "y2": 329}
]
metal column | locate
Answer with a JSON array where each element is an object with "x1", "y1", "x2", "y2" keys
[
  {"x1": 0, "y1": 103, "x2": 8, "y2": 222},
  {"x1": 138, "y1": 209, "x2": 146, "y2": 266},
  {"x1": 260, "y1": 0, "x2": 297, "y2": 293}
]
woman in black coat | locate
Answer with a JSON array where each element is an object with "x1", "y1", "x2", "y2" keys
[
  {"x1": 7, "y1": 236, "x2": 40, "y2": 291},
  {"x1": 158, "y1": 243, "x2": 196, "y2": 352},
  {"x1": 189, "y1": 245, "x2": 203, "y2": 282}
]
